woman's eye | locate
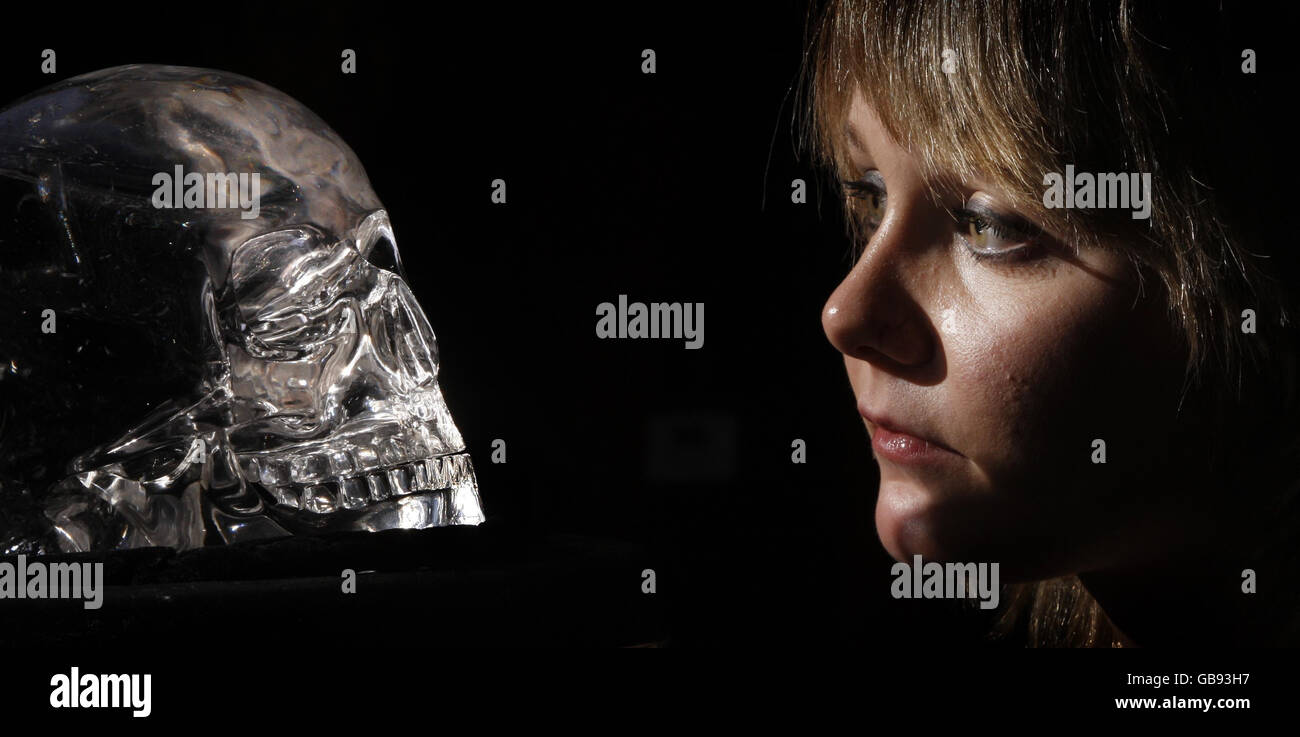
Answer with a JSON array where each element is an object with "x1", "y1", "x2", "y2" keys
[
  {"x1": 953, "y1": 204, "x2": 1043, "y2": 262},
  {"x1": 838, "y1": 176, "x2": 1046, "y2": 264},
  {"x1": 843, "y1": 172, "x2": 887, "y2": 233}
]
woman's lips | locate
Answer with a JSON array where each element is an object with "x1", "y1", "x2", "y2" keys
[{"x1": 859, "y1": 406, "x2": 963, "y2": 466}]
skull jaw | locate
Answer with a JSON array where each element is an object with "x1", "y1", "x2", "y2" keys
[
  {"x1": 41, "y1": 450, "x2": 484, "y2": 553},
  {"x1": 248, "y1": 450, "x2": 485, "y2": 534},
  {"x1": 38, "y1": 381, "x2": 485, "y2": 552},
  {"x1": 257, "y1": 484, "x2": 485, "y2": 535}
]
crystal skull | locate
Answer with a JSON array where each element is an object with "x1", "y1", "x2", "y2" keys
[{"x1": 0, "y1": 65, "x2": 484, "y2": 554}]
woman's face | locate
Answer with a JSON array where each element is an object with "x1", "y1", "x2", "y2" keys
[{"x1": 822, "y1": 92, "x2": 1197, "y2": 581}]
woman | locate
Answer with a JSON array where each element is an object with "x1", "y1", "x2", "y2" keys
[{"x1": 802, "y1": 0, "x2": 1299, "y2": 646}]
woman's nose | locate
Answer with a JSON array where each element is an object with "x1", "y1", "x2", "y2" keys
[{"x1": 821, "y1": 232, "x2": 933, "y2": 370}]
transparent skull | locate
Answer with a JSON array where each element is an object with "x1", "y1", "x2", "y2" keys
[{"x1": 0, "y1": 65, "x2": 484, "y2": 554}]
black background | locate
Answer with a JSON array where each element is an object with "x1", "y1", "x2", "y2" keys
[
  {"x1": 0, "y1": 5, "x2": 1293, "y2": 715},
  {"x1": 0, "y1": 0, "x2": 1295, "y2": 722}
]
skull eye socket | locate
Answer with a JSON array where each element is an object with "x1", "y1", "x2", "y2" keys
[{"x1": 364, "y1": 236, "x2": 402, "y2": 275}]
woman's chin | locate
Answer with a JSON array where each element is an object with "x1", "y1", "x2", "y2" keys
[
  {"x1": 872, "y1": 477, "x2": 1069, "y2": 583},
  {"x1": 873, "y1": 477, "x2": 970, "y2": 563}
]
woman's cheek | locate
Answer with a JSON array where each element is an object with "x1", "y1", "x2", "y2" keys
[{"x1": 944, "y1": 272, "x2": 1130, "y2": 486}]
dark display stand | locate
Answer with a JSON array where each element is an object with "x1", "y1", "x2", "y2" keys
[{"x1": 1, "y1": 523, "x2": 666, "y2": 648}]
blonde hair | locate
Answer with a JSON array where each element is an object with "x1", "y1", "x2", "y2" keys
[{"x1": 801, "y1": 0, "x2": 1300, "y2": 646}]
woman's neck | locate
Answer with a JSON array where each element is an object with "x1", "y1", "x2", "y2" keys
[{"x1": 1078, "y1": 506, "x2": 1293, "y2": 647}]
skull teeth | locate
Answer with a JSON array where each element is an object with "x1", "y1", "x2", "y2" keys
[
  {"x1": 329, "y1": 450, "x2": 355, "y2": 476},
  {"x1": 303, "y1": 483, "x2": 337, "y2": 514},
  {"x1": 339, "y1": 477, "x2": 369, "y2": 510},
  {"x1": 411, "y1": 459, "x2": 430, "y2": 489},
  {"x1": 291, "y1": 454, "x2": 332, "y2": 484},
  {"x1": 270, "y1": 486, "x2": 300, "y2": 509},
  {"x1": 247, "y1": 438, "x2": 445, "y2": 487},
  {"x1": 264, "y1": 453, "x2": 473, "y2": 514},
  {"x1": 366, "y1": 472, "x2": 390, "y2": 501},
  {"x1": 387, "y1": 467, "x2": 411, "y2": 496}
]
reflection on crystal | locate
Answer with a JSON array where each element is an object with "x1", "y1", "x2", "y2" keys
[{"x1": 0, "y1": 65, "x2": 483, "y2": 554}]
